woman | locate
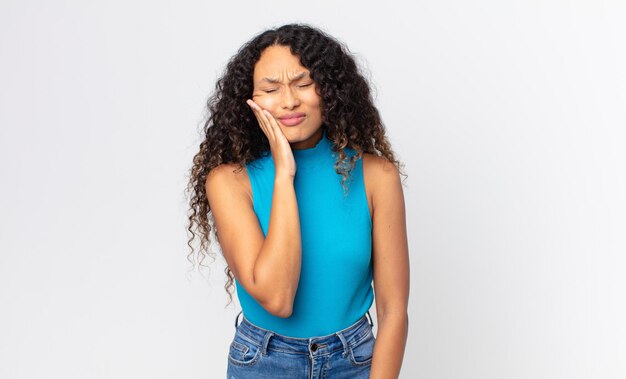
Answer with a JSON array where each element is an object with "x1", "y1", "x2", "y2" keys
[{"x1": 186, "y1": 23, "x2": 409, "y2": 378}]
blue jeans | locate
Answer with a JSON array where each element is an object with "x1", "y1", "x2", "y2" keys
[{"x1": 226, "y1": 310, "x2": 376, "y2": 379}]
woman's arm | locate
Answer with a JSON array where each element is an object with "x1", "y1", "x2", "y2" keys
[
  {"x1": 365, "y1": 155, "x2": 410, "y2": 379},
  {"x1": 205, "y1": 164, "x2": 301, "y2": 317}
]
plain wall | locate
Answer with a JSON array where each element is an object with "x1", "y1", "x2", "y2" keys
[{"x1": 1, "y1": 0, "x2": 625, "y2": 378}]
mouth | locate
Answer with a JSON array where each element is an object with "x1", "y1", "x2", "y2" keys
[
  {"x1": 278, "y1": 114, "x2": 306, "y2": 126},
  {"x1": 278, "y1": 112, "x2": 306, "y2": 120},
  {"x1": 278, "y1": 113, "x2": 306, "y2": 127}
]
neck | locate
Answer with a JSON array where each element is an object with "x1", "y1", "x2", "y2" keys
[{"x1": 290, "y1": 128, "x2": 325, "y2": 150}]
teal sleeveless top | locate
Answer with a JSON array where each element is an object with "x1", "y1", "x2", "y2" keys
[{"x1": 238, "y1": 128, "x2": 374, "y2": 338}]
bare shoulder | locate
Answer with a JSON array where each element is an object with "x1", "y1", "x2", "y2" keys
[
  {"x1": 206, "y1": 162, "x2": 252, "y2": 202},
  {"x1": 362, "y1": 153, "x2": 400, "y2": 189},
  {"x1": 361, "y1": 153, "x2": 401, "y2": 217},
  {"x1": 362, "y1": 153, "x2": 398, "y2": 174}
]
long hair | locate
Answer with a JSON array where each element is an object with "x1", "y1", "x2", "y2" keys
[{"x1": 186, "y1": 23, "x2": 407, "y2": 306}]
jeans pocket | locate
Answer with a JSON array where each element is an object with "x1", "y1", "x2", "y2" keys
[
  {"x1": 227, "y1": 333, "x2": 262, "y2": 367},
  {"x1": 349, "y1": 327, "x2": 376, "y2": 366}
]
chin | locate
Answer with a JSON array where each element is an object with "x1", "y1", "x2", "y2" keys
[{"x1": 282, "y1": 127, "x2": 302, "y2": 136}]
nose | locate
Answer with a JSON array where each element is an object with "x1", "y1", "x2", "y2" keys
[{"x1": 281, "y1": 86, "x2": 301, "y2": 109}]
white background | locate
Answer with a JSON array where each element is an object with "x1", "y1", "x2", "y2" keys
[{"x1": 1, "y1": 1, "x2": 625, "y2": 378}]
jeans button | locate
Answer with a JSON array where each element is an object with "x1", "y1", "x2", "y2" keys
[{"x1": 311, "y1": 343, "x2": 318, "y2": 351}]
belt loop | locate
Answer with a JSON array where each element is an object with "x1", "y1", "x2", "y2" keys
[
  {"x1": 335, "y1": 330, "x2": 350, "y2": 358},
  {"x1": 261, "y1": 331, "x2": 274, "y2": 356},
  {"x1": 234, "y1": 310, "x2": 243, "y2": 330},
  {"x1": 366, "y1": 310, "x2": 374, "y2": 328}
]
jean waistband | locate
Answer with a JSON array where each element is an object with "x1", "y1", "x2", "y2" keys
[
  {"x1": 232, "y1": 311, "x2": 375, "y2": 356},
  {"x1": 234, "y1": 310, "x2": 374, "y2": 332}
]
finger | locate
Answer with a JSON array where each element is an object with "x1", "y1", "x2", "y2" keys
[
  {"x1": 247, "y1": 100, "x2": 272, "y2": 139},
  {"x1": 250, "y1": 101, "x2": 276, "y2": 141},
  {"x1": 262, "y1": 109, "x2": 284, "y2": 139},
  {"x1": 261, "y1": 109, "x2": 276, "y2": 141},
  {"x1": 247, "y1": 99, "x2": 271, "y2": 138}
]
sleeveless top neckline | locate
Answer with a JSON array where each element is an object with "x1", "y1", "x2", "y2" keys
[{"x1": 291, "y1": 128, "x2": 332, "y2": 169}]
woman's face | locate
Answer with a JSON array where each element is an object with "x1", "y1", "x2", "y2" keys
[{"x1": 252, "y1": 44, "x2": 324, "y2": 149}]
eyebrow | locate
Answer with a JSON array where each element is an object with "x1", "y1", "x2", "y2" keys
[{"x1": 259, "y1": 72, "x2": 309, "y2": 84}]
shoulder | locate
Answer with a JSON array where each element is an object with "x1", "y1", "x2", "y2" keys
[
  {"x1": 205, "y1": 163, "x2": 252, "y2": 202},
  {"x1": 362, "y1": 153, "x2": 402, "y2": 208},
  {"x1": 362, "y1": 153, "x2": 400, "y2": 182}
]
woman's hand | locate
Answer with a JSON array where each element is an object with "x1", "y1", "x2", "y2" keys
[{"x1": 246, "y1": 99, "x2": 296, "y2": 179}]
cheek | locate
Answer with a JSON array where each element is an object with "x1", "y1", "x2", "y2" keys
[
  {"x1": 303, "y1": 93, "x2": 322, "y2": 109},
  {"x1": 254, "y1": 95, "x2": 278, "y2": 110}
]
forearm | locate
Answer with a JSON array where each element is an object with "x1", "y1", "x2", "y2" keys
[
  {"x1": 253, "y1": 174, "x2": 302, "y2": 315},
  {"x1": 369, "y1": 312, "x2": 409, "y2": 379}
]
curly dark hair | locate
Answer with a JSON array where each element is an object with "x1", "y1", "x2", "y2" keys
[{"x1": 185, "y1": 23, "x2": 407, "y2": 307}]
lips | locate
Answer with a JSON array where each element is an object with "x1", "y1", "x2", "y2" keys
[{"x1": 278, "y1": 112, "x2": 306, "y2": 120}]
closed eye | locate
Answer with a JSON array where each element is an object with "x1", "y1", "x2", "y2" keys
[{"x1": 262, "y1": 83, "x2": 312, "y2": 93}]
